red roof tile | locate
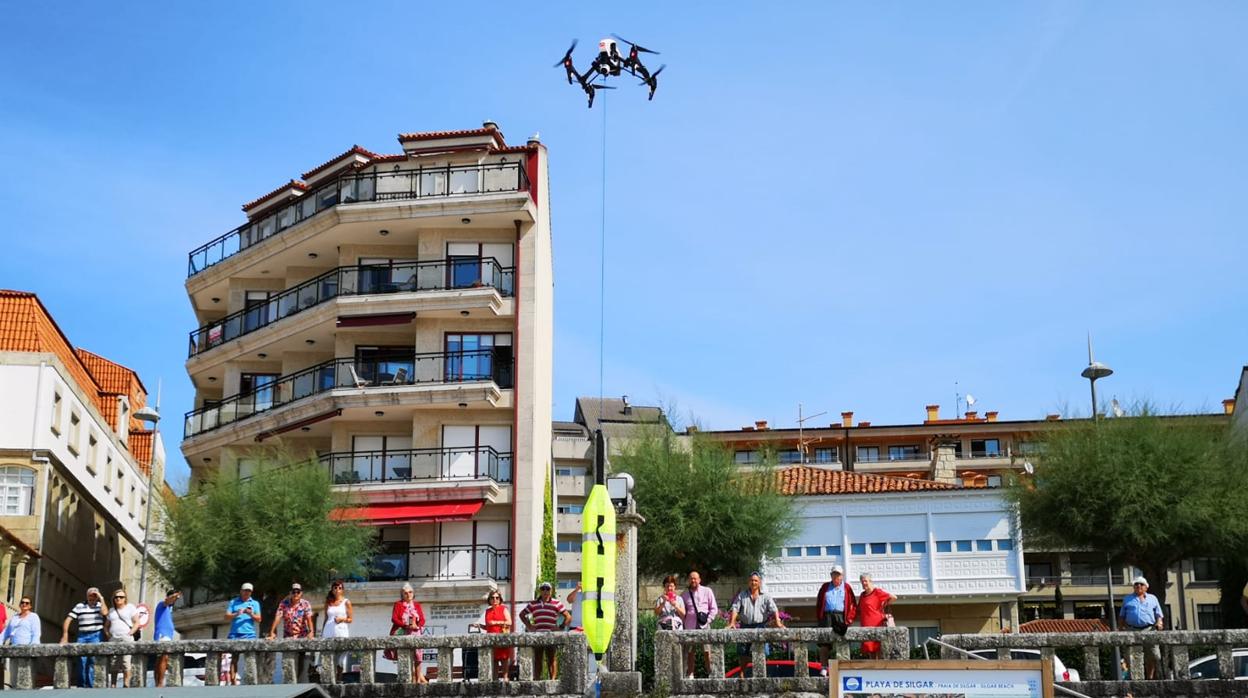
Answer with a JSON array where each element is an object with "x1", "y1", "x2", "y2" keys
[
  {"x1": 398, "y1": 126, "x2": 505, "y2": 147},
  {"x1": 300, "y1": 145, "x2": 380, "y2": 180},
  {"x1": 1018, "y1": 619, "x2": 1109, "y2": 633},
  {"x1": 777, "y1": 466, "x2": 960, "y2": 496},
  {"x1": 129, "y1": 430, "x2": 154, "y2": 477},
  {"x1": 241, "y1": 179, "x2": 307, "y2": 212}
]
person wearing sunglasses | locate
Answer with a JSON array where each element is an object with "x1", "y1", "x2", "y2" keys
[
  {"x1": 388, "y1": 584, "x2": 426, "y2": 684},
  {"x1": 1, "y1": 597, "x2": 40, "y2": 646},
  {"x1": 224, "y1": 583, "x2": 262, "y2": 685},
  {"x1": 478, "y1": 590, "x2": 513, "y2": 681},
  {"x1": 104, "y1": 589, "x2": 143, "y2": 687},
  {"x1": 267, "y1": 583, "x2": 314, "y2": 682},
  {"x1": 322, "y1": 580, "x2": 353, "y2": 681}
]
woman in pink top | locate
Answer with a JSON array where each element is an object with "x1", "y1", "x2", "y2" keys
[{"x1": 856, "y1": 573, "x2": 896, "y2": 659}]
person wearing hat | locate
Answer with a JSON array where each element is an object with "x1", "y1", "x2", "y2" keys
[
  {"x1": 224, "y1": 583, "x2": 262, "y2": 684},
  {"x1": 61, "y1": 586, "x2": 106, "y2": 687},
  {"x1": 519, "y1": 582, "x2": 571, "y2": 679},
  {"x1": 152, "y1": 589, "x2": 182, "y2": 686},
  {"x1": 1118, "y1": 576, "x2": 1164, "y2": 679},
  {"x1": 814, "y1": 566, "x2": 857, "y2": 672},
  {"x1": 266, "y1": 583, "x2": 314, "y2": 682}
]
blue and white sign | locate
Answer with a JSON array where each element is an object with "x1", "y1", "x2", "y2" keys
[{"x1": 836, "y1": 664, "x2": 1046, "y2": 698}]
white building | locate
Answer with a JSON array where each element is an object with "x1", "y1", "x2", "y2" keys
[{"x1": 764, "y1": 466, "x2": 1024, "y2": 643}]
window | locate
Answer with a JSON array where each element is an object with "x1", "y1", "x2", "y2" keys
[
  {"x1": 446, "y1": 242, "x2": 514, "y2": 294},
  {"x1": 243, "y1": 291, "x2": 273, "y2": 332},
  {"x1": 814, "y1": 448, "x2": 836, "y2": 463},
  {"x1": 910, "y1": 541, "x2": 927, "y2": 553},
  {"x1": 805, "y1": 546, "x2": 822, "y2": 556},
  {"x1": 115, "y1": 470, "x2": 125, "y2": 504},
  {"x1": 996, "y1": 539, "x2": 1014, "y2": 551},
  {"x1": 68, "y1": 412, "x2": 81, "y2": 453},
  {"x1": 890, "y1": 542, "x2": 906, "y2": 554},
  {"x1": 908, "y1": 625, "x2": 940, "y2": 650},
  {"x1": 777, "y1": 449, "x2": 801, "y2": 464},
  {"x1": 825, "y1": 545, "x2": 842, "y2": 556},
  {"x1": 987, "y1": 475, "x2": 1003, "y2": 487},
  {"x1": 1070, "y1": 561, "x2": 1111, "y2": 585},
  {"x1": 138, "y1": 497, "x2": 147, "y2": 529},
  {"x1": 956, "y1": 540, "x2": 972, "y2": 552},
  {"x1": 851, "y1": 543, "x2": 866, "y2": 555},
  {"x1": 555, "y1": 467, "x2": 580, "y2": 476},
  {"x1": 103, "y1": 454, "x2": 113, "y2": 490},
  {"x1": 970, "y1": 439, "x2": 1001, "y2": 457},
  {"x1": 87, "y1": 434, "x2": 99, "y2": 474},
  {"x1": 1026, "y1": 562, "x2": 1054, "y2": 583},
  {"x1": 888, "y1": 445, "x2": 922, "y2": 461},
  {"x1": 1197, "y1": 604, "x2": 1223, "y2": 630},
  {"x1": 1016, "y1": 441, "x2": 1045, "y2": 455},
  {"x1": 870, "y1": 542, "x2": 886, "y2": 555},
  {"x1": 556, "y1": 540, "x2": 582, "y2": 553},
  {"x1": 1021, "y1": 601, "x2": 1060, "y2": 622},
  {"x1": 734, "y1": 450, "x2": 759, "y2": 465},
  {"x1": 117, "y1": 399, "x2": 129, "y2": 442},
  {"x1": 556, "y1": 505, "x2": 584, "y2": 514},
  {"x1": 129, "y1": 484, "x2": 137, "y2": 517},
  {"x1": 51, "y1": 391, "x2": 63, "y2": 434},
  {"x1": 1192, "y1": 558, "x2": 1220, "y2": 583},
  {"x1": 976, "y1": 540, "x2": 993, "y2": 552},
  {"x1": 856, "y1": 446, "x2": 880, "y2": 463},
  {"x1": 785, "y1": 547, "x2": 803, "y2": 557},
  {"x1": 0, "y1": 467, "x2": 36, "y2": 516},
  {"x1": 936, "y1": 541, "x2": 952, "y2": 553},
  {"x1": 240, "y1": 373, "x2": 280, "y2": 412},
  {"x1": 445, "y1": 333, "x2": 513, "y2": 388}
]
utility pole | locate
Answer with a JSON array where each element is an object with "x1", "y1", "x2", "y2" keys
[{"x1": 796, "y1": 403, "x2": 827, "y2": 464}]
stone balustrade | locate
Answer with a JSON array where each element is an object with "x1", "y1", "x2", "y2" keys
[
  {"x1": 0, "y1": 632, "x2": 588, "y2": 695},
  {"x1": 654, "y1": 626, "x2": 909, "y2": 696},
  {"x1": 942, "y1": 628, "x2": 1248, "y2": 681}
]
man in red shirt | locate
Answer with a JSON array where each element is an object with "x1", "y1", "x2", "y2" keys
[
  {"x1": 519, "y1": 582, "x2": 571, "y2": 679},
  {"x1": 814, "y1": 566, "x2": 857, "y2": 672}
]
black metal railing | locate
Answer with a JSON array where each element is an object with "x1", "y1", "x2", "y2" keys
[
  {"x1": 187, "y1": 162, "x2": 530, "y2": 276},
  {"x1": 369, "y1": 544, "x2": 511, "y2": 582},
  {"x1": 183, "y1": 350, "x2": 512, "y2": 438},
  {"x1": 323, "y1": 446, "x2": 512, "y2": 485},
  {"x1": 187, "y1": 259, "x2": 514, "y2": 357}
]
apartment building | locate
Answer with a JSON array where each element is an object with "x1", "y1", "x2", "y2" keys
[
  {"x1": 696, "y1": 403, "x2": 1235, "y2": 631},
  {"x1": 178, "y1": 124, "x2": 553, "y2": 644},
  {"x1": 0, "y1": 290, "x2": 165, "y2": 641}
]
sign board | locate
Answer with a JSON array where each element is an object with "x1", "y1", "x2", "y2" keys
[{"x1": 830, "y1": 660, "x2": 1053, "y2": 698}]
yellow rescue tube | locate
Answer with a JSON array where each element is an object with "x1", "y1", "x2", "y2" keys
[{"x1": 581, "y1": 484, "x2": 617, "y2": 658}]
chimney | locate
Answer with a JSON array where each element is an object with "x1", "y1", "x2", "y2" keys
[
  {"x1": 965, "y1": 411, "x2": 978, "y2": 420},
  {"x1": 930, "y1": 439, "x2": 959, "y2": 485},
  {"x1": 482, "y1": 119, "x2": 499, "y2": 131},
  {"x1": 1224, "y1": 399, "x2": 1236, "y2": 415},
  {"x1": 755, "y1": 420, "x2": 769, "y2": 431},
  {"x1": 925, "y1": 404, "x2": 940, "y2": 422},
  {"x1": 686, "y1": 426, "x2": 699, "y2": 434},
  {"x1": 742, "y1": 426, "x2": 755, "y2": 432},
  {"x1": 1045, "y1": 414, "x2": 1061, "y2": 421},
  {"x1": 621, "y1": 395, "x2": 631, "y2": 415},
  {"x1": 858, "y1": 421, "x2": 871, "y2": 427},
  {"x1": 841, "y1": 411, "x2": 854, "y2": 427},
  {"x1": 985, "y1": 411, "x2": 999, "y2": 422}
]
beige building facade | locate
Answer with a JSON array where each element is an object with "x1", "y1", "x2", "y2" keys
[{"x1": 177, "y1": 125, "x2": 553, "y2": 653}]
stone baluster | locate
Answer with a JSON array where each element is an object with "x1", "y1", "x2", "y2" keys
[
  {"x1": 280, "y1": 652, "x2": 298, "y2": 684},
  {"x1": 1170, "y1": 644, "x2": 1189, "y2": 679},
  {"x1": 357, "y1": 649, "x2": 375, "y2": 684},
  {"x1": 168, "y1": 652, "x2": 184, "y2": 686},
  {"x1": 53, "y1": 656, "x2": 70, "y2": 688},
  {"x1": 480, "y1": 644, "x2": 494, "y2": 681},
  {"x1": 518, "y1": 645, "x2": 534, "y2": 680},
  {"x1": 242, "y1": 652, "x2": 258, "y2": 685},
  {"x1": 395, "y1": 647, "x2": 412, "y2": 684},
  {"x1": 793, "y1": 642, "x2": 810, "y2": 677},
  {"x1": 436, "y1": 645, "x2": 453, "y2": 682},
  {"x1": 1081, "y1": 645, "x2": 1100, "y2": 680},
  {"x1": 204, "y1": 652, "x2": 220, "y2": 686},
  {"x1": 709, "y1": 643, "x2": 725, "y2": 678},
  {"x1": 13, "y1": 657, "x2": 33, "y2": 689},
  {"x1": 1128, "y1": 645, "x2": 1145, "y2": 680},
  {"x1": 1217, "y1": 644, "x2": 1234, "y2": 682},
  {"x1": 751, "y1": 640, "x2": 767, "y2": 678},
  {"x1": 319, "y1": 648, "x2": 337, "y2": 684}
]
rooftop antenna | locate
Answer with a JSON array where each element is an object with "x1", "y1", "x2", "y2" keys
[{"x1": 796, "y1": 403, "x2": 828, "y2": 464}]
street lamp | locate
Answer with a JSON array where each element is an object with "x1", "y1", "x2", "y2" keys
[
  {"x1": 133, "y1": 405, "x2": 160, "y2": 604},
  {"x1": 1080, "y1": 335, "x2": 1112, "y2": 421}
]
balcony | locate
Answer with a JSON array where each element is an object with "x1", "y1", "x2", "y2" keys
[
  {"x1": 188, "y1": 260, "x2": 513, "y2": 358},
  {"x1": 183, "y1": 350, "x2": 512, "y2": 438},
  {"x1": 187, "y1": 162, "x2": 530, "y2": 277},
  {"x1": 323, "y1": 446, "x2": 512, "y2": 485},
  {"x1": 368, "y1": 544, "x2": 511, "y2": 582}
]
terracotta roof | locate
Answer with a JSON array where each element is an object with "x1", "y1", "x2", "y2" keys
[
  {"x1": 398, "y1": 126, "x2": 505, "y2": 147},
  {"x1": 241, "y1": 179, "x2": 307, "y2": 212},
  {"x1": 300, "y1": 145, "x2": 380, "y2": 180},
  {"x1": 777, "y1": 466, "x2": 961, "y2": 496},
  {"x1": 76, "y1": 348, "x2": 144, "y2": 395},
  {"x1": 1018, "y1": 619, "x2": 1109, "y2": 634},
  {"x1": 129, "y1": 429, "x2": 154, "y2": 477},
  {"x1": 365, "y1": 153, "x2": 408, "y2": 165},
  {"x1": 491, "y1": 144, "x2": 539, "y2": 154}
]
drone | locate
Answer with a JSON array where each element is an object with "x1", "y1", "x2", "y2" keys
[{"x1": 554, "y1": 35, "x2": 666, "y2": 108}]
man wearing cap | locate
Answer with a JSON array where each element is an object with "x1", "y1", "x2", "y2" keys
[
  {"x1": 1118, "y1": 576, "x2": 1164, "y2": 679},
  {"x1": 152, "y1": 589, "x2": 181, "y2": 686},
  {"x1": 519, "y1": 582, "x2": 571, "y2": 679},
  {"x1": 267, "y1": 583, "x2": 314, "y2": 681},
  {"x1": 814, "y1": 566, "x2": 857, "y2": 672},
  {"x1": 61, "y1": 586, "x2": 106, "y2": 687},
  {"x1": 225, "y1": 583, "x2": 262, "y2": 684}
]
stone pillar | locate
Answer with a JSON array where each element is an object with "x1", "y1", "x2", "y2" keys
[
  {"x1": 12, "y1": 556, "x2": 29, "y2": 600},
  {"x1": 601, "y1": 499, "x2": 644, "y2": 698},
  {"x1": 0, "y1": 547, "x2": 15, "y2": 603},
  {"x1": 929, "y1": 440, "x2": 958, "y2": 485}
]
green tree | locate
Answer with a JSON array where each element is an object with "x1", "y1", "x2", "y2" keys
[
  {"x1": 162, "y1": 450, "x2": 376, "y2": 619},
  {"x1": 538, "y1": 466, "x2": 558, "y2": 594},
  {"x1": 1006, "y1": 407, "x2": 1248, "y2": 612},
  {"x1": 613, "y1": 426, "x2": 799, "y2": 583}
]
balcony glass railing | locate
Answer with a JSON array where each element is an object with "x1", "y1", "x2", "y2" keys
[
  {"x1": 187, "y1": 162, "x2": 530, "y2": 276},
  {"x1": 323, "y1": 446, "x2": 512, "y2": 485},
  {"x1": 182, "y1": 349, "x2": 512, "y2": 438},
  {"x1": 368, "y1": 545, "x2": 512, "y2": 582},
  {"x1": 188, "y1": 259, "x2": 513, "y2": 357}
]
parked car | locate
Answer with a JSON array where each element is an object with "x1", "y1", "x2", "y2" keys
[
  {"x1": 724, "y1": 660, "x2": 825, "y2": 678},
  {"x1": 1188, "y1": 648, "x2": 1248, "y2": 679},
  {"x1": 967, "y1": 648, "x2": 1079, "y2": 682}
]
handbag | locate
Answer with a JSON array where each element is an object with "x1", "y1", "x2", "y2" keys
[
  {"x1": 885, "y1": 613, "x2": 895, "y2": 628},
  {"x1": 383, "y1": 627, "x2": 405, "y2": 661},
  {"x1": 687, "y1": 591, "x2": 709, "y2": 627}
]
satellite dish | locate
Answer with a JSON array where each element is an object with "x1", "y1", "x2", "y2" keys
[{"x1": 1023, "y1": 461, "x2": 1035, "y2": 475}]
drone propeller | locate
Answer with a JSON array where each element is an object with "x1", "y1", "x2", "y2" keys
[
  {"x1": 638, "y1": 64, "x2": 666, "y2": 85},
  {"x1": 610, "y1": 33, "x2": 659, "y2": 54},
  {"x1": 552, "y1": 39, "x2": 578, "y2": 68},
  {"x1": 589, "y1": 84, "x2": 616, "y2": 90}
]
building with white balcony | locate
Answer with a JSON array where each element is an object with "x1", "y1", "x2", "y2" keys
[
  {"x1": 0, "y1": 290, "x2": 166, "y2": 642},
  {"x1": 178, "y1": 124, "x2": 552, "y2": 646}
]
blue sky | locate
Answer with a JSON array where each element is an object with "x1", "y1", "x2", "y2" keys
[{"x1": 2, "y1": 2, "x2": 1245, "y2": 486}]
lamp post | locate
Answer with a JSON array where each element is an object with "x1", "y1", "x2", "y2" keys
[
  {"x1": 133, "y1": 405, "x2": 160, "y2": 604},
  {"x1": 1079, "y1": 339, "x2": 1121, "y2": 674},
  {"x1": 1080, "y1": 335, "x2": 1113, "y2": 422}
]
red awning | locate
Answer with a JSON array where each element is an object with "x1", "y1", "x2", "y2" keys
[{"x1": 335, "y1": 501, "x2": 484, "y2": 525}]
